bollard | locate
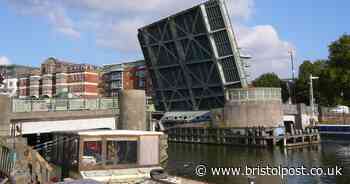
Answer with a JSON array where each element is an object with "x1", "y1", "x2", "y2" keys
[{"x1": 247, "y1": 175, "x2": 256, "y2": 184}]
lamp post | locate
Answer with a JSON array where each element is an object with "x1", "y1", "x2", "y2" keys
[
  {"x1": 310, "y1": 74, "x2": 319, "y2": 125},
  {"x1": 288, "y1": 49, "x2": 296, "y2": 81},
  {"x1": 288, "y1": 49, "x2": 296, "y2": 103},
  {"x1": 341, "y1": 91, "x2": 345, "y2": 124}
]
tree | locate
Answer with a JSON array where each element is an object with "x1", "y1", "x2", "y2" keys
[
  {"x1": 328, "y1": 34, "x2": 350, "y2": 69},
  {"x1": 294, "y1": 60, "x2": 326, "y2": 105},
  {"x1": 252, "y1": 73, "x2": 281, "y2": 87},
  {"x1": 293, "y1": 34, "x2": 350, "y2": 106},
  {"x1": 325, "y1": 34, "x2": 350, "y2": 106},
  {"x1": 252, "y1": 73, "x2": 290, "y2": 102},
  {"x1": 0, "y1": 73, "x2": 4, "y2": 84},
  {"x1": 318, "y1": 67, "x2": 342, "y2": 106}
]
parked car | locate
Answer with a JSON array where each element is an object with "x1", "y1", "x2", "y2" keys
[{"x1": 330, "y1": 105, "x2": 349, "y2": 114}]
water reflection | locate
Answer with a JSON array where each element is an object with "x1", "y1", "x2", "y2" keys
[{"x1": 166, "y1": 138, "x2": 350, "y2": 184}]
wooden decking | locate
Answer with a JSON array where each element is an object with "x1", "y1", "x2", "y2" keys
[
  {"x1": 283, "y1": 134, "x2": 320, "y2": 147},
  {"x1": 166, "y1": 127, "x2": 320, "y2": 148}
]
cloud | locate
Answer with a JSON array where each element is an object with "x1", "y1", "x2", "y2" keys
[
  {"x1": 6, "y1": 0, "x2": 255, "y2": 50},
  {"x1": 96, "y1": 18, "x2": 146, "y2": 52},
  {"x1": 47, "y1": 6, "x2": 81, "y2": 39},
  {"x1": 63, "y1": 0, "x2": 254, "y2": 18},
  {"x1": 0, "y1": 56, "x2": 11, "y2": 65},
  {"x1": 236, "y1": 25, "x2": 294, "y2": 79},
  {"x1": 8, "y1": 0, "x2": 80, "y2": 39},
  {"x1": 226, "y1": 0, "x2": 255, "y2": 20},
  {"x1": 64, "y1": 0, "x2": 255, "y2": 53},
  {"x1": 5, "y1": 0, "x2": 293, "y2": 79}
]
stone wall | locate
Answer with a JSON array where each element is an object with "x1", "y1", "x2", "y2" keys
[{"x1": 224, "y1": 100, "x2": 283, "y2": 128}]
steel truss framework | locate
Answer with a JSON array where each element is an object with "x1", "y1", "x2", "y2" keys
[{"x1": 138, "y1": 0, "x2": 247, "y2": 111}]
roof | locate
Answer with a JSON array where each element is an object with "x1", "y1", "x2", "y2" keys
[
  {"x1": 80, "y1": 167, "x2": 162, "y2": 182},
  {"x1": 43, "y1": 57, "x2": 75, "y2": 65},
  {"x1": 78, "y1": 130, "x2": 164, "y2": 136},
  {"x1": 19, "y1": 118, "x2": 116, "y2": 135},
  {"x1": 56, "y1": 179, "x2": 102, "y2": 184},
  {"x1": 161, "y1": 111, "x2": 212, "y2": 122}
]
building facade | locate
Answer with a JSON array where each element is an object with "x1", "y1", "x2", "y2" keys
[
  {"x1": 18, "y1": 57, "x2": 99, "y2": 98},
  {"x1": 0, "y1": 78, "x2": 18, "y2": 97},
  {"x1": 101, "y1": 60, "x2": 152, "y2": 97},
  {"x1": 0, "y1": 64, "x2": 38, "y2": 97},
  {"x1": 101, "y1": 63, "x2": 124, "y2": 97}
]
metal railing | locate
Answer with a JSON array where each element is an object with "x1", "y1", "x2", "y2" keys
[
  {"x1": 0, "y1": 145, "x2": 15, "y2": 177},
  {"x1": 226, "y1": 88, "x2": 282, "y2": 102},
  {"x1": 12, "y1": 98, "x2": 119, "y2": 113},
  {"x1": 282, "y1": 104, "x2": 298, "y2": 115},
  {"x1": 282, "y1": 104, "x2": 319, "y2": 115}
]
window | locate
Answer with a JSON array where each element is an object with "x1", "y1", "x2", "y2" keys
[
  {"x1": 139, "y1": 80, "x2": 145, "y2": 88},
  {"x1": 82, "y1": 141, "x2": 102, "y2": 166},
  {"x1": 111, "y1": 73, "x2": 122, "y2": 80},
  {"x1": 106, "y1": 140, "x2": 137, "y2": 165},
  {"x1": 111, "y1": 81, "x2": 121, "y2": 89},
  {"x1": 137, "y1": 71, "x2": 145, "y2": 78}
]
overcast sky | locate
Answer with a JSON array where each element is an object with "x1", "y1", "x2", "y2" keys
[{"x1": 0, "y1": 0, "x2": 349, "y2": 79}]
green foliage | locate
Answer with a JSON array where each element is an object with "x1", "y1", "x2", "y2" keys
[
  {"x1": 252, "y1": 73, "x2": 290, "y2": 102},
  {"x1": 252, "y1": 73, "x2": 281, "y2": 87},
  {"x1": 328, "y1": 34, "x2": 350, "y2": 69},
  {"x1": 294, "y1": 34, "x2": 350, "y2": 106},
  {"x1": 0, "y1": 74, "x2": 4, "y2": 84},
  {"x1": 295, "y1": 60, "x2": 326, "y2": 105},
  {"x1": 251, "y1": 34, "x2": 350, "y2": 106}
]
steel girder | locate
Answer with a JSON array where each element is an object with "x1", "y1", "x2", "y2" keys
[{"x1": 138, "y1": 0, "x2": 247, "y2": 111}]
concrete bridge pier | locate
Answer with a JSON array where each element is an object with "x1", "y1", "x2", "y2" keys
[
  {"x1": 119, "y1": 90, "x2": 146, "y2": 131},
  {"x1": 0, "y1": 95, "x2": 10, "y2": 137}
]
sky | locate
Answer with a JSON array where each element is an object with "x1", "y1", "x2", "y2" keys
[{"x1": 0, "y1": 0, "x2": 349, "y2": 80}]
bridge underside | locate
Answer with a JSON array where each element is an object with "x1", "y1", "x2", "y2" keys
[
  {"x1": 9, "y1": 109, "x2": 118, "y2": 136},
  {"x1": 138, "y1": 0, "x2": 247, "y2": 111},
  {"x1": 12, "y1": 117, "x2": 116, "y2": 135}
]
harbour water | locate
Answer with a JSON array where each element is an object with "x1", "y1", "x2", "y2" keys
[{"x1": 166, "y1": 137, "x2": 350, "y2": 184}]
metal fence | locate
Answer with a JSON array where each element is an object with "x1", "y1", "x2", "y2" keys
[
  {"x1": 12, "y1": 98, "x2": 119, "y2": 113},
  {"x1": 282, "y1": 104, "x2": 298, "y2": 115},
  {"x1": 282, "y1": 104, "x2": 319, "y2": 115},
  {"x1": 0, "y1": 145, "x2": 15, "y2": 177},
  {"x1": 226, "y1": 88, "x2": 282, "y2": 102}
]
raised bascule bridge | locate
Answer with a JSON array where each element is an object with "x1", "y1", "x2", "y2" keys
[
  {"x1": 0, "y1": 0, "x2": 320, "y2": 183},
  {"x1": 138, "y1": 0, "x2": 320, "y2": 147},
  {"x1": 138, "y1": 0, "x2": 248, "y2": 112}
]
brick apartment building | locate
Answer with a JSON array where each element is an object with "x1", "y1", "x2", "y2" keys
[
  {"x1": 101, "y1": 60, "x2": 152, "y2": 97},
  {"x1": 0, "y1": 64, "x2": 38, "y2": 97},
  {"x1": 19, "y1": 57, "x2": 99, "y2": 98}
]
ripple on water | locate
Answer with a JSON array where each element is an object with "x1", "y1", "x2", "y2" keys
[{"x1": 167, "y1": 139, "x2": 350, "y2": 184}]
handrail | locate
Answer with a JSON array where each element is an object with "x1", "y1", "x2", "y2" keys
[
  {"x1": 226, "y1": 88, "x2": 282, "y2": 102},
  {"x1": 12, "y1": 97, "x2": 119, "y2": 113}
]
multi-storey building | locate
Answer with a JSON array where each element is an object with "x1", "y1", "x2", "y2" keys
[
  {"x1": 0, "y1": 64, "x2": 38, "y2": 97},
  {"x1": 66, "y1": 63, "x2": 99, "y2": 97},
  {"x1": 18, "y1": 57, "x2": 99, "y2": 98},
  {"x1": 0, "y1": 78, "x2": 18, "y2": 97},
  {"x1": 18, "y1": 71, "x2": 32, "y2": 98},
  {"x1": 29, "y1": 69, "x2": 41, "y2": 98},
  {"x1": 101, "y1": 63, "x2": 124, "y2": 97},
  {"x1": 101, "y1": 60, "x2": 152, "y2": 97}
]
